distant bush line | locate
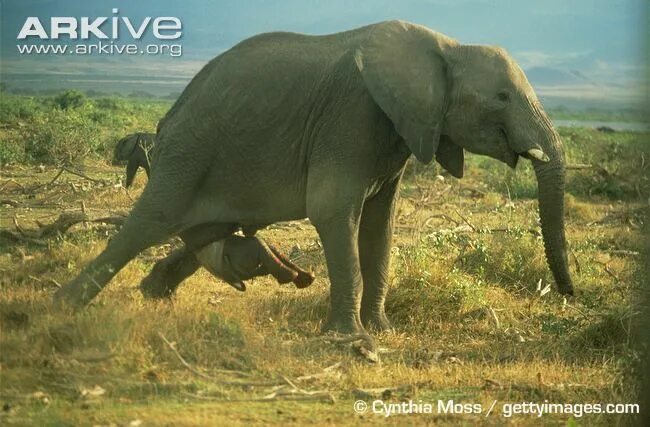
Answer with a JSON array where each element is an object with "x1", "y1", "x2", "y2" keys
[{"x1": 0, "y1": 91, "x2": 170, "y2": 165}]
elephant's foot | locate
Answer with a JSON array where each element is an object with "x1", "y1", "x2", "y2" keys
[
  {"x1": 53, "y1": 275, "x2": 97, "y2": 309},
  {"x1": 139, "y1": 272, "x2": 179, "y2": 299},
  {"x1": 361, "y1": 309, "x2": 395, "y2": 333},
  {"x1": 558, "y1": 282, "x2": 574, "y2": 296},
  {"x1": 322, "y1": 317, "x2": 378, "y2": 361},
  {"x1": 140, "y1": 247, "x2": 200, "y2": 299},
  {"x1": 322, "y1": 312, "x2": 365, "y2": 335},
  {"x1": 139, "y1": 261, "x2": 183, "y2": 299}
]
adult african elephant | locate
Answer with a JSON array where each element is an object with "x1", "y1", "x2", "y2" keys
[{"x1": 54, "y1": 21, "x2": 573, "y2": 334}]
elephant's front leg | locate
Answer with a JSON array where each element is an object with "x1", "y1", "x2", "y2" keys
[
  {"x1": 359, "y1": 175, "x2": 402, "y2": 332},
  {"x1": 312, "y1": 207, "x2": 365, "y2": 334}
]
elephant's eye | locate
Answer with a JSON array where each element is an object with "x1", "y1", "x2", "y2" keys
[{"x1": 497, "y1": 91, "x2": 510, "y2": 103}]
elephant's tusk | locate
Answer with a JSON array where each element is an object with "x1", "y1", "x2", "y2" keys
[{"x1": 527, "y1": 148, "x2": 550, "y2": 162}]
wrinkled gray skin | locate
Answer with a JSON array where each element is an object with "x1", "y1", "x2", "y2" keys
[
  {"x1": 140, "y1": 235, "x2": 315, "y2": 296},
  {"x1": 113, "y1": 134, "x2": 313, "y2": 294},
  {"x1": 55, "y1": 21, "x2": 573, "y2": 335},
  {"x1": 112, "y1": 133, "x2": 155, "y2": 188}
]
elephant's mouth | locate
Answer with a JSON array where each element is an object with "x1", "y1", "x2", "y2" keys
[{"x1": 499, "y1": 128, "x2": 519, "y2": 169}]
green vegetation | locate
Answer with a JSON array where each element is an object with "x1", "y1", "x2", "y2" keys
[
  {"x1": 547, "y1": 106, "x2": 647, "y2": 123},
  {"x1": 0, "y1": 93, "x2": 648, "y2": 425},
  {"x1": 0, "y1": 93, "x2": 170, "y2": 165}
]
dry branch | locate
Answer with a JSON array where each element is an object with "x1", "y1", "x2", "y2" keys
[
  {"x1": 1, "y1": 199, "x2": 20, "y2": 207},
  {"x1": 320, "y1": 333, "x2": 372, "y2": 344},
  {"x1": 424, "y1": 214, "x2": 460, "y2": 227},
  {"x1": 262, "y1": 388, "x2": 336, "y2": 403},
  {"x1": 158, "y1": 333, "x2": 276, "y2": 386},
  {"x1": 566, "y1": 163, "x2": 594, "y2": 170},
  {"x1": 0, "y1": 229, "x2": 48, "y2": 246},
  {"x1": 485, "y1": 306, "x2": 501, "y2": 329},
  {"x1": 61, "y1": 166, "x2": 106, "y2": 183},
  {"x1": 454, "y1": 210, "x2": 478, "y2": 232},
  {"x1": 71, "y1": 352, "x2": 116, "y2": 363},
  {"x1": 295, "y1": 362, "x2": 342, "y2": 382},
  {"x1": 2, "y1": 211, "x2": 128, "y2": 245},
  {"x1": 570, "y1": 247, "x2": 582, "y2": 274},
  {"x1": 181, "y1": 390, "x2": 336, "y2": 403},
  {"x1": 609, "y1": 250, "x2": 639, "y2": 257},
  {"x1": 31, "y1": 211, "x2": 87, "y2": 238},
  {"x1": 159, "y1": 332, "x2": 235, "y2": 383}
]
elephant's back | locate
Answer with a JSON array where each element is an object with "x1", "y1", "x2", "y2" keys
[{"x1": 156, "y1": 26, "x2": 375, "y2": 143}]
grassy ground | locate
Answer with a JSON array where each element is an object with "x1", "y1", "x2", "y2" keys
[{"x1": 1, "y1": 97, "x2": 649, "y2": 425}]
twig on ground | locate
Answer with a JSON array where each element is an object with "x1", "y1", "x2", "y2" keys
[
  {"x1": 159, "y1": 332, "x2": 228, "y2": 383},
  {"x1": 570, "y1": 247, "x2": 581, "y2": 274},
  {"x1": 72, "y1": 352, "x2": 116, "y2": 363},
  {"x1": 181, "y1": 390, "x2": 336, "y2": 403},
  {"x1": 1, "y1": 199, "x2": 20, "y2": 207},
  {"x1": 47, "y1": 278, "x2": 63, "y2": 288},
  {"x1": 261, "y1": 389, "x2": 336, "y2": 403},
  {"x1": 48, "y1": 168, "x2": 66, "y2": 185},
  {"x1": 180, "y1": 392, "x2": 226, "y2": 401},
  {"x1": 29, "y1": 168, "x2": 65, "y2": 192},
  {"x1": 563, "y1": 303, "x2": 591, "y2": 320},
  {"x1": 485, "y1": 306, "x2": 500, "y2": 329},
  {"x1": 13, "y1": 216, "x2": 27, "y2": 234},
  {"x1": 62, "y1": 166, "x2": 105, "y2": 183},
  {"x1": 609, "y1": 250, "x2": 639, "y2": 257},
  {"x1": 424, "y1": 214, "x2": 461, "y2": 227},
  {"x1": 320, "y1": 333, "x2": 371, "y2": 344},
  {"x1": 295, "y1": 362, "x2": 342, "y2": 382},
  {"x1": 159, "y1": 332, "x2": 273, "y2": 385},
  {"x1": 454, "y1": 210, "x2": 477, "y2": 232},
  {"x1": 281, "y1": 375, "x2": 301, "y2": 391},
  {"x1": 91, "y1": 215, "x2": 127, "y2": 226},
  {"x1": 3, "y1": 211, "x2": 127, "y2": 244},
  {"x1": 566, "y1": 163, "x2": 594, "y2": 170},
  {"x1": 601, "y1": 264, "x2": 621, "y2": 282},
  {"x1": 29, "y1": 211, "x2": 87, "y2": 238},
  {"x1": 0, "y1": 229, "x2": 48, "y2": 246}
]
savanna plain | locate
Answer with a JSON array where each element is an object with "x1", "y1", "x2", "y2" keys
[{"x1": 0, "y1": 92, "x2": 648, "y2": 425}]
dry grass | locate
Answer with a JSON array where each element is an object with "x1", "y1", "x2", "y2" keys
[{"x1": 1, "y1": 128, "x2": 648, "y2": 425}]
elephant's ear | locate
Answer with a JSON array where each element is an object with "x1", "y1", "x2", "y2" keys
[
  {"x1": 354, "y1": 22, "x2": 451, "y2": 164},
  {"x1": 436, "y1": 135, "x2": 464, "y2": 178}
]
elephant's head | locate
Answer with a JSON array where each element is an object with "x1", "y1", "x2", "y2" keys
[
  {"x1": 112, "y1": 134, "x2": 139, "y2": 164},
  {"x1": 355, "y1": 21, "x2": 573, "y2": 295}
]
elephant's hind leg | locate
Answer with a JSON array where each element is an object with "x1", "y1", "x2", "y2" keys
[
  {"x1": 55, "y1": 141, "x2": 221, "y2": 307},
  {"x1": 53, "y1": 212, "x2": 177, "y2": 308}
]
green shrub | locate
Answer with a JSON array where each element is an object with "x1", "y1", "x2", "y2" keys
[
  {"x1": 0, "y1": 94, "x2": 169, "y2": 164},
  {"x1": 53, "y1": 89, "x2": 86, "y2": 110},
  {"x1": 23, "y1": 109, "x2": 102, "y2": 164}
]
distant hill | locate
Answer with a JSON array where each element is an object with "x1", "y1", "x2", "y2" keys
[{"x1": 526, "y1": 66, "x2": 596, "y2": 87}]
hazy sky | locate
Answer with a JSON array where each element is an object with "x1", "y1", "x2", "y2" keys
[
  {"x1": 2, "y1": 0, "x2": 645, "y2": 61},
  {"x1": 1, "y1": 0, "x2": 646, "y2": 106}
]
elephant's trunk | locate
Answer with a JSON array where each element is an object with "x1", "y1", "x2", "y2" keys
[{"x1": 527, "y1": 102, "x2": 574, "y2": 295}]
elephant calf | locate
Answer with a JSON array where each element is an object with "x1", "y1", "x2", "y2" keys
[
  {"x1": 140, "y1": 234, "x2": 315, "y2": 297},
  {"x1": 112, "y1": 132, "x2": 155, "y2": 188},
  {"x1": 195, "y1": 235, "x2": 315, "y2": 291}
]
